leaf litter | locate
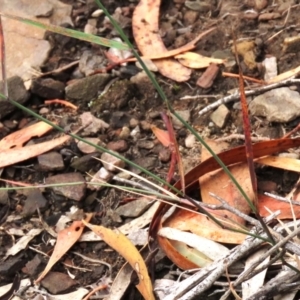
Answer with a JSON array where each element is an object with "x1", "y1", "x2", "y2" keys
[{"x1": 3, "y1": 0, "x2": 300, "y2": 299}]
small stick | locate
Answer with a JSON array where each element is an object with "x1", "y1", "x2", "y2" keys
[
  {"x1": 222, "y1": 72, "x2": 265, "y2": 84},
  {"x1": 198, "y1": 78, "x2": 300, "y2": 116},
  {"x1": 215, "y1": 134, "x2": 270, "y2": 143}
]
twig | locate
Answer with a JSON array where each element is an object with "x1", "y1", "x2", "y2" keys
[
  {"x1": 164, "y1": 229, "x2": 267, "y2": 300},
  {"x1": 264, "y1": 192, "x2": 300, "y2": 206},
  {"x1": 215, "y1": 134, "x2": 270, "y2": 143},
  {"x1": 209, "y1": 192, "x2": 260, "y2": 226},
  {"x1": 180, "y1": 94, "x2": 221, "y2": 100},
  {"x1": 222, "y1": 225, "x2": 300, "y2": 299},
  {"x1": 198, "y1": 78, "x2": 300, "y2": 116},
  {"x1": 72, "y1": 251, "x2": 112, "y2": 279},
  {"x1": 39, "y1": 60, "x2": 79, "y2": 77},
  {"x1": 247, "y1": 270, "x2": 300, "y2": 300}
]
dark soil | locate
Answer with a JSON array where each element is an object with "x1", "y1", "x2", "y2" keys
[{"x1": 1, "y1": 0, "x2": 300, "y2": 299}]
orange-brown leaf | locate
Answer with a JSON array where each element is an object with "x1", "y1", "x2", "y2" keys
[
  {"x1": 0, "y1": 135, "x2": 71, "y2": 168},
  {"x1": 83, "y1": 222, "x2": 155, "y2": 300},
  {"x1": 0, "y1": 121, "x2": 54, "y2": 150},
  {"x1": 200, "y1": 139, "x2": 254, "y2": 225},
  {"x1": 258, "y1": 194, "x2": 300, "y2": 219},
  {"x1": 35, "y1": 213, "x2": 93, "y2": 284},
  {"x1": 151, "y1": 125, "x2": 170, "y2": 147},
  {"x1": 175, "y1": 52, "x2": 224, "y2": 69},
  {"x1": 132, "y1": 0, "x2": 191, "y2": 82}
]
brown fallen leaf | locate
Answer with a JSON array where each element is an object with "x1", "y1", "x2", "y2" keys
[
  {"x1": 256, "y1": 156, "x2": 300, "y2": 173},
  {"x1": 175, "y1": 52, "x2": 224, "y2": 69},
  {"x1": 35, "y1": 213, "x2": 93, "y2": 284},
  {"x1": 152, "y1": 138, "x2": 300, "y2": 270},
  {"x1": 157, "y1": 209, "x2": 246, "y2": 270},
  {"x1": 82, "y1": 222, "x2": 155, "y2": 300},
  {"x1": 199, "y1": 139, "x2": 255, "y2": 225},
  {"x1": 0, "y1": 121, "x2": 54, "y2": 151},
  {"x1": 0, "y1": 134, "x2": 71, "y2": 168},
  {"x1": 151, "y1": 125, "x2": 171, "y2": 147},
  {"x1": 132, "y1": 0, "x2": 191, "y2": 82},
  {"x1": 258, "y1": 194, "x2": 300, "y2": 219}
]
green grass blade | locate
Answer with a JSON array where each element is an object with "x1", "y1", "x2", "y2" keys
[{"x1": 0, "y1": 12, "x2": 129, "y2": 50}]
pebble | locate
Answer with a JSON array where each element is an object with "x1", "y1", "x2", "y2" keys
[
  {"x1": 79, "y1": 50, "x2": 105, "y2": 76},
  {"x1": 106, "y1": 140, "x2": 129, "y2": 152},
  {"x1": 129, "y1": 118, "x2": 139, "y2": 128},
  {"x1": 65, "y1": 74, "x2": 110, "y2": 103},
  {"x1": 39, "y1": 107, "x2": 50, "y2": 115},
  {"x1": 25, "y1": 255, "x2": 44, "y2": 277},
  {"x1": 84, "y1": 23, "x2": 97, "y2": 35},
  {"x1": 70, "y1": 153, "x2": 100, "y2": 172},
  {"x1": 45, "y1": 173, "x2": 86, "y2": 201},
  {"x1": 171, "y1": 110, "x2": 191, "y2": 128},
  {"x1": 249, "y1": 87, "x2": 300, "y2": 122},
  {"x1": 89, "y1": 167, "x2": 113, "y2": 190},
  {"x1": 282, "y1": 36, "x2": 300, "y2": 54},
  {"x1": 183, "y1": 10, "x2": 200, "y2": 25},
  {"x1": 0, "y1": 76, "x2": 30, "y2": 120},
  {"x1": 131, "y1": 156, "x2": 157, "y2": 174},
  {"x1": 116, "y1": 198, "x2": 152, "y2": 217},
  {"x1": 185, "y1": 134, "x2": 196, "y2": 148},
  {"x1": 210, "y1": 104, "x2": 230, "y2": 128},
  {"x1": 31, "y1": 78, "x2": 65, "y2": 99},
  {"x1": 38, "y1": 151, "x2": 65, "y2": 171},
  {"x1": 41, "y1": 271, "x2": 77, "y2": 294},
  {"x1": 119, "y1": 126, "x2": 131, "y2": 139},
  {"x1": 3, "y1": 120, "x2": 18, "y2": 129},
  {"x1": 131, "y1": 125, "x2": 141, "y2": 138},
  {"x1": 158, "y1": 148, "x2": 171, "y2": 162},
  {"x1": 101, "y1": 151, "x2": 126, "y2": 172},
  {"x1": 22, "y1": 189, "x2": 48, "y2": 217},
  {"x1": 262, "y1": 56, "x2": 277, "y2": 81},
  {"x1": 140, "y1": 120, "x2": 151, "y2": 131},
  {"x1": 137, "y1": 140, "x2": 154, "y2": 149},
  {"x1": 77, "y1": 137, "x2": 101, "y2": 154},
  {"x1": 91, "y1": 9, "x2": 103, "y2": 17}
]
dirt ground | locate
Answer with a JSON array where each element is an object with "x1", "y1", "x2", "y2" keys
[{"x1": 1, "y1": 0, "x2": 300, "y2": 299}]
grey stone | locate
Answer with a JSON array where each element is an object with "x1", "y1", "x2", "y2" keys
[
  {"x1": 38, "y1": 151, "x2": 64, "y2": 171},
  {"x1": 0, "y1": 0, "x2": 73, "y2": 82},
  {"x1": 0, "y1": 76, "x2": 30, "y2": 119},
  {"x1": 79, "y1": 50, "x2": 105, "y2": 76},
  {"x1": 89, "y1": 167, "x2": 113, "y2": 190},
  {"x1": 41, "y1": 271, "x2": 77, "y2": 294},
  {"x1": 210, "y1": 104, "x2": 230, "y2": 128},
  {"x1": 31, "y1": 78, "x2": 65, "y2": 99},
  {"x1": 77, "y1": 138, "x2": 101, "y2": 154},
  {"x1": 116, "y1": 198, "x2": 152, "y2": 217},
  {"x1": 45, "y1": 173, "x2": 86, "y2": 201},
  {"x1": 249, "y1": 87, "x2": 300, "y2": 122},
  {"x1": 101, "y1": 151, "x2": 125, "y2": 172},
  {"x1": 22, "y1": 190, "x2": 48, "y2": 217},
  {"x1": 172, "y1": 110, "x2": 191, "y2": 127},
  {"x1": 65, "y1": 74, "x2": 110, "y2": 103},
  {"x1": 70, "y1": 153, "x2": 100, "y2": 172}
]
